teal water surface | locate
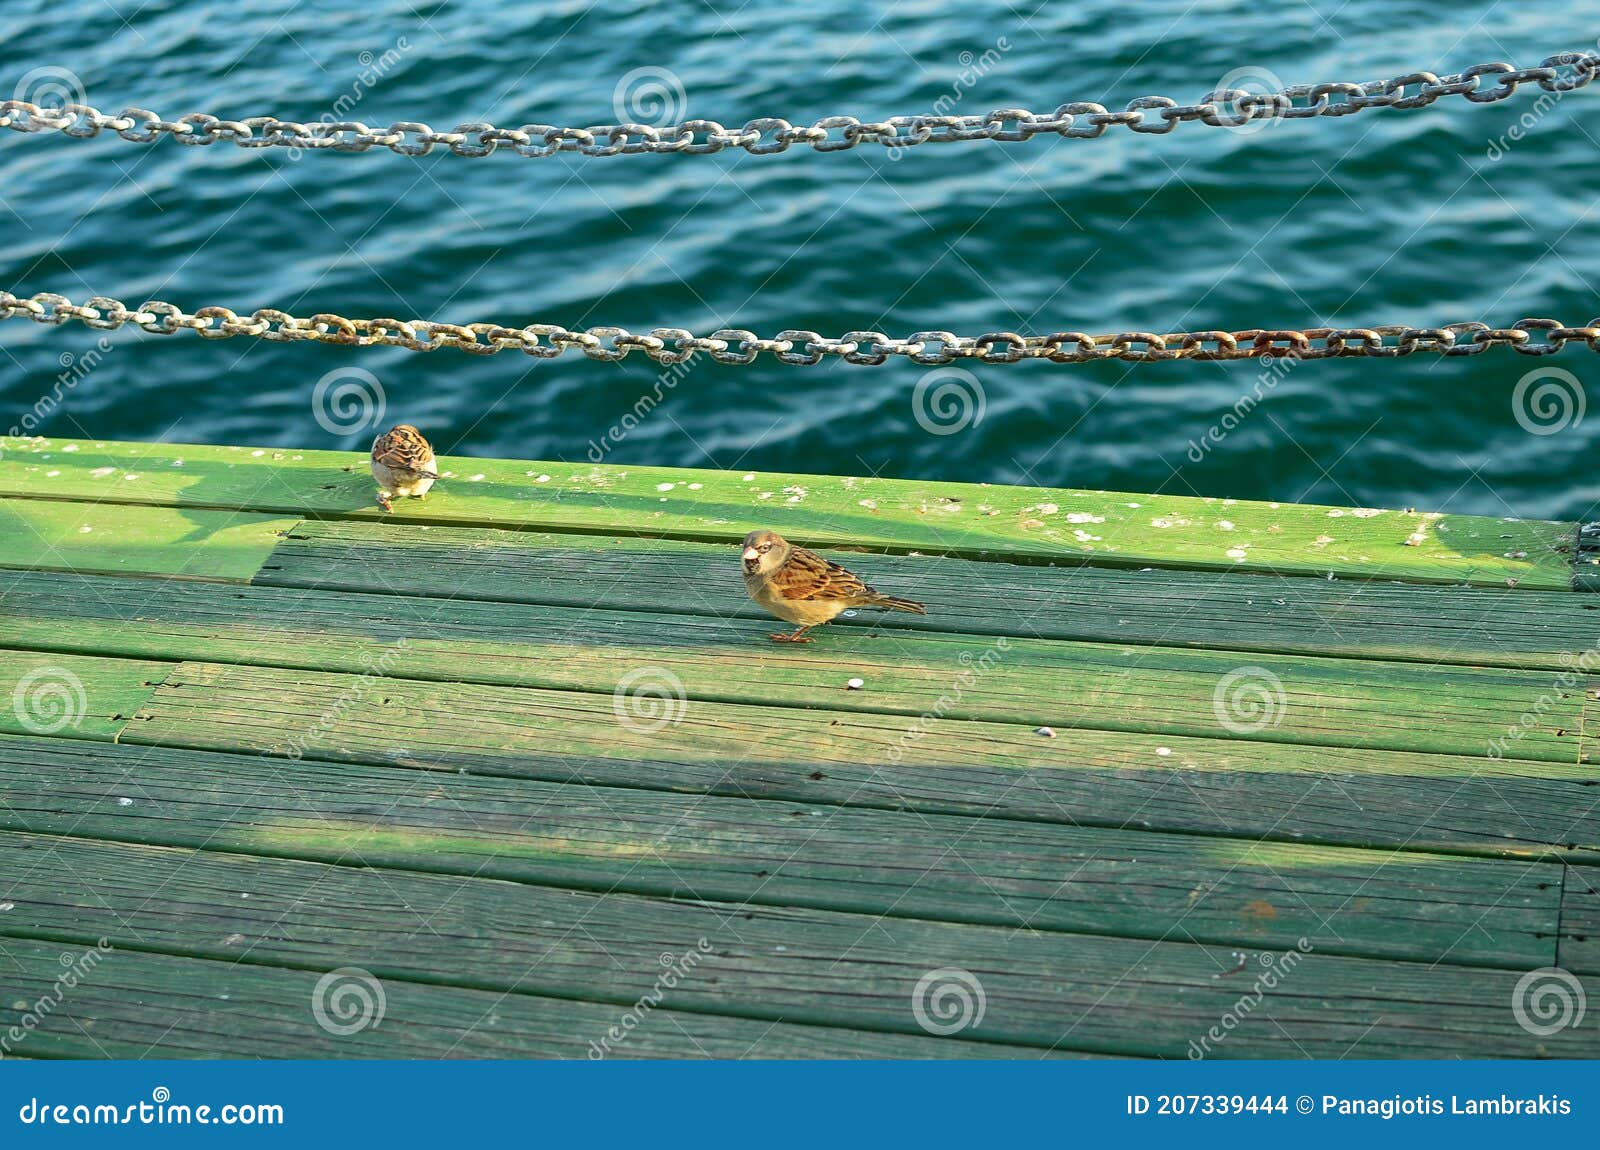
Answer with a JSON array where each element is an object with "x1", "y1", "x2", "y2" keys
[{"x1": 3, "y1": 0, "x2": 1599, "y2": 518}]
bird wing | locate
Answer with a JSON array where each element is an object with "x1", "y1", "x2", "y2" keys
[
  {"x1": 770, "y1": 546, "x2": 874, "y2": 603},
  {"x1": 371, "y1": 429, "x2": 438, "y2": 479}
]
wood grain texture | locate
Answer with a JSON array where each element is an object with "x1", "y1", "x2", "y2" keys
[
  {"x1": 0, "y1": 651, "x2": 170, "y2": 740},
  {"x1": 0, "y1": 833, "x2": 1591, "y2": 1058},
  {"x1": 261, "y1": 521, "x2": 1600, "y2": 669},
  {"x1": 0, "y1": 435, "x2": 1574, "y2": 586},
  {"x1": 115, "y1": 662, "x2": 1600, "y2": 859},
  {"x1": 0, "y1": 736, "x2": 1558, "y2": 967},
  {"x1": 0, "y1": 497, "x2": 295, "y2": 581},
  {"x1": 0, "y1": 572, "x2": 1588, "y2": 763},
  {"x1": 0, "y1": 936, "x2": 1046, "y2": 1060},
  {"x1": 1559, "y1": 865, "x2": 1600, "y2": 974}
]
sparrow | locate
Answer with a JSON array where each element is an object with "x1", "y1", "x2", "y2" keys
[
  {"x1": 741, "y1": 529, "x2": 927, "y2": 643},
  {"x1": 370, "y1": 424, "x2": 441, "y2": 513}
]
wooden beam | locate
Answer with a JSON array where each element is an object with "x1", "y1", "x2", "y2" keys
[
  {"x1": 0, "y1": 436, "x2": 1573, "y2": 586},
  {"x1": 0, "y1": 737, "x2": 1559, "y2": 967},
  {"x1": 0, "y1": 832, "x2": 1590, "y2": 1057}
]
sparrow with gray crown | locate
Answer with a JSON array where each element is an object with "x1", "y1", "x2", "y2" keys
[{"x1": 741, "y1": 528, "x2": 926, "y2": 643}]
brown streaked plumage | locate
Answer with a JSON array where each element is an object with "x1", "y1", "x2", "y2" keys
[
  {"x1": 370, "y1": 424, "x2": 440, "y2": 512},
  {"x1": 741, "y1": 529, "x2": 926, "y2": 643}
]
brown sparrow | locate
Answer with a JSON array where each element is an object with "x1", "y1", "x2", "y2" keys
[
  {"x1": 370, "y1": 424, "x2": 441, "y2": 512},
  {"x1": 741, "y1": 529, "x2": 927, "y2": 642}
]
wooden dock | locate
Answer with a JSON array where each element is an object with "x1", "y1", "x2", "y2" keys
[{"x1": 1, "y1": 433, "x2": 1598, "y2": 1059}]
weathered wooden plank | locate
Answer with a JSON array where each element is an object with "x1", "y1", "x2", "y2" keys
[
  {"x1": 1559, "y1": 866, "x2": 1600, "y2": 974},
  {"x1": 0, "y1": 833, "x2": 1590, "y2": 1057},
  {"x1": 0, "y1": 936, "x2": 1044, "y2": 1060},
  {"x1": 0, "y1": 651, "x2": 169, "y2": 740},
  {"x1": 0, "y1": 573, "x2": 1585, "y2": 762},
  {"x1": 261, "y1": 521, "x2": 1600, "y2": 670},
  {"x1": 0, "y1": 736, "x2": 1557, "y2": 966},
  {"x1": 117, "y1": 662, "x2": 1600, "y2": 859},
  {"x1": 0, "y1": 435, "x2": 1573, "y2": 586},
  {"x1": 0, "y1": 497, "x2": 295, "y2": 581}
]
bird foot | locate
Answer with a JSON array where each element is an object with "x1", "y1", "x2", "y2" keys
[{"x1": 770, "y1": 631, "x2": 813, "y2": 644}]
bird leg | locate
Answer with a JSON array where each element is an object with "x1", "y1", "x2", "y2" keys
[
  {"x1": 376, "y1": 491, "x2": 394, "y2": 513},
  {"x1": 770, "y1": 627, "x2": 814, "y2": 644}
]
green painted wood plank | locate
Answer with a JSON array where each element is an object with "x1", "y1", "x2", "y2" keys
[
  {"x1": 0, "y1": 736, "x2": 1556, "y2": 967},
  {"x1": 261, "y1": 521, "x2": 1600, "y2": 671},
  {"x1": 118, "y1": 662, "x2": 1600, "y2": 859},
  {"x1": 0, "y1": 497, "x2": 296, "y2": 581},
  {"x1": 0, "y1": 435, "x2": 1574, "y2": 587},
  {"x1": 0, "y1": 833, "x2": 1590, "y2": 1058},
  {"x1": 0, "y1": 936, "x2": 1043, "y2": 1060},
  {"x1": 0, "y1": 572, "x2": 1586, "y2": 763},
  {"x1": 0, "y1": 650, "x2": 169, "y2": 740},
  {"x1": 1559, "y1": 866, "x2": 1600, "y2": 974}
]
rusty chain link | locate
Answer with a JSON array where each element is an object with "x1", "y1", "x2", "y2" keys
[
  {"x1": 4, "y1": 291, "x2": 1596, "y2": 366},
  {"x1": 1, "y1": 51, "x2": 1593, "y2": 160}
]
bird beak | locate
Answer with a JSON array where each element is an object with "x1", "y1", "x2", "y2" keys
[{"x1": 742, "y1": 547, "x2": 760, "y2": 563}]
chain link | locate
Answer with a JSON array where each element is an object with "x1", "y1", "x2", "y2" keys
[
  {"x1": 1, "y1": 51, "x2": 1593, "y2": 160},
  {"x1": 4, "y1": 291, "x2": 1596, "y2": 366}
]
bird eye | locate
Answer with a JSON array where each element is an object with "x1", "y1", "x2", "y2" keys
[{"x1": 759, "y1": 544, "x2": 771, "y2": 552}]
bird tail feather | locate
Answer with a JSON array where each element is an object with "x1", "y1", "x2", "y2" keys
[{"x1": 870, "y1": 594, "x2": 927, "y2": 615}]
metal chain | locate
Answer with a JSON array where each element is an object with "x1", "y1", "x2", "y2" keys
[
  {"x1": 4, "y1": 291, "x2": 1597, "y2": 366},
  {"x1": 2, "y1": 52, "x2": 1594, "y2": 160}
]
